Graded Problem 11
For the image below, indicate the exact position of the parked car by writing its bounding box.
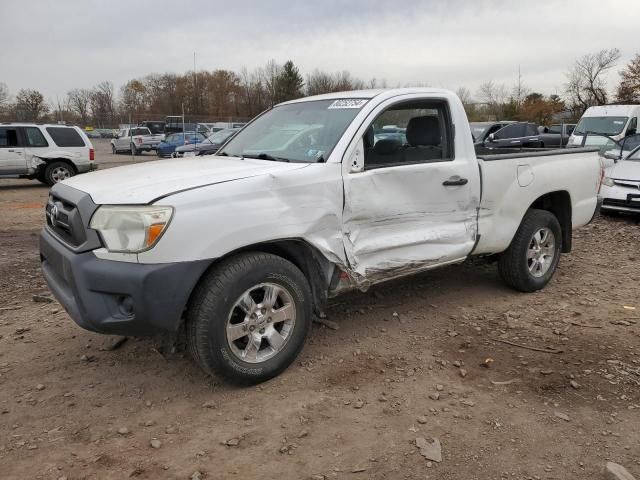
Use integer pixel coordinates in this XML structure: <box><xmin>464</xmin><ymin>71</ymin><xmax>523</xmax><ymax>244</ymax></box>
<box><xmin>140</xmin><ymin>121</ymin><xmax>166</xmax><ymax>135</ymax></box>
<box><xmin>470</xmin><ymin>121</ymin><xmax>514</xmax><ymax>144</ymax></box>
<box><xmin>111</xmin><ymin>127</ymin><xmax>164</xmax><ymax>155</ymax></box>
<box><xmin>173</xmin><ymin>128</ymin><xmax>239</xmax><ymax>157</ymax></box>
<box><xmin>538</xmin><ymin>123</ymin><xmax>576</xmax><ymax>148</ymax></box>
<box><xmin>568</xmin><ymin>104</ymin><xmax>640</xmax><ymax>148</ymax></box>
<box><xmin>84</xmin><ymin>129</ymin><xmax>102</xmax><ymax>139</ymax></box>
<box><xmin>600</xmin><ymin>134</ymin><xmax>640</xmax><ymax>214</ymax></box>
<box><xmin>95</xmin><ymin>128</ymin><xmax>117</xmax><ymax>138</ymax></box>
<box><xmin>0</xmin><ymin>123</ymin><xmax>95</xmax><ymax>185</ymax></box>
<box><xmin>478</xmin><ymin>122</ymin><xmax>543</xmax><ymax>151</ymax></box>
<box><xmin>40</xmin><ymin>88</ymin><xmax>603</xmax><ymax>385</ymax></box>
<box><xmin>156</xmin><ymin>131</ymin><xmax>206</xmax><ymax>157</ymax></box>
<box><xmin>374</xmin><ymin>125</ymin><xmax>407</xmax><ymax>144</ymax></box>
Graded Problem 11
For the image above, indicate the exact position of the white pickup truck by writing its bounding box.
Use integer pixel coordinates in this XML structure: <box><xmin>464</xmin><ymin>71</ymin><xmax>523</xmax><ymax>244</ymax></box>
<box><xmin>111</xmin><ymin>126</ymin><xmax>164</xmax><ymax>155</ymax></box>
<box><xmin>40</xmin><ymin>88</ymin><xmax>603</xmax><ymax>384</ymax></box>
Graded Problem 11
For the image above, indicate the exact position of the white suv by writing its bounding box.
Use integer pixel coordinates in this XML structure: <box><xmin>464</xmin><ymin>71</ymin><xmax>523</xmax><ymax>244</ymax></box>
<box><xmin>0</xmin><ymin>123</ymin><xmax>96</xmax><ymax>185</ymax></box>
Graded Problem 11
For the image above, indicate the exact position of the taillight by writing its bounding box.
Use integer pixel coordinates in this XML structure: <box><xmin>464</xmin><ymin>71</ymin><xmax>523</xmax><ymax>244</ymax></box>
<box><xmin>89</xmin><ymin>148</ymin><xmax>95</xmax><ymax>161</ymax></box>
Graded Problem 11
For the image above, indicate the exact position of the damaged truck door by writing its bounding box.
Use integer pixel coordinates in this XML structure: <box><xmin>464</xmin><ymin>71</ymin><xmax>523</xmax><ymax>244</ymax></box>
<box><xmin>342</xmin><ymin>96</ymin><xmax>480</xmax><ymax>284</ymax></box>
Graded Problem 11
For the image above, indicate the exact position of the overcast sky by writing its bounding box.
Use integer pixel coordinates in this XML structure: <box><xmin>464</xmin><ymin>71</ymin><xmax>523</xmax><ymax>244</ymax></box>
<box><xmin>2</xmin><ymin>0</ymin><xmax>638</xmax><ymax>102</ymax></box>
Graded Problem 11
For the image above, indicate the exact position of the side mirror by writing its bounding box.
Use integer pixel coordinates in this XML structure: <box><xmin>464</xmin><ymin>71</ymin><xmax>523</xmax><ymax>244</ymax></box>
<box><xmin>487</xmin><ymin>133</ymin><xmax>496</xmax><ymax>142</ymax></box>
<box><xmin>542</xmin><ymin>127</ymin><xmax>549</xmax><ymax>134</ymax></box>
<box><xmin>603</xmin><ymin>150</ymin><xmax>621</xmax><ymax>162</ymax></box>
<box><xmin>115</xmin><ymin>134</ymin><xmax>120</xmax><ymax>139</ymax></box>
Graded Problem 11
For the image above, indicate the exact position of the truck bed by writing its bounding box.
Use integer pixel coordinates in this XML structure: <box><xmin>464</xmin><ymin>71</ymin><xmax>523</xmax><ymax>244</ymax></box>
<box><xmin>477</xmin><ymin>146</ymin><xmax>599</xmax><ymax>161</ymax></box>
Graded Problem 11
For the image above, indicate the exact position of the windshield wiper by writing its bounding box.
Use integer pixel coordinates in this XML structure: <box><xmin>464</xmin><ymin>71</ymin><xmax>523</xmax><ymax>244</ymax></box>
<box><xmin>241</xmin><ymin>153</ymin><xmax>290</xmax><ymax>162</ymax></box>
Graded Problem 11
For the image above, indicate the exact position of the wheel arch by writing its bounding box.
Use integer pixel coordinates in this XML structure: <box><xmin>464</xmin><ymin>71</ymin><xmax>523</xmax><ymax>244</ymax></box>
<box><xmin>187</xmin><ymin>239</ymin><xmax>337</xmax><ymax>317</ymax></box>
<box><xmin>528</xmin><ymin>190</ymin><xmax>572</xmax><ymax>253</ymax></box>
<box><xmin>37</xmin><ymin>157</ymin><xmax>78</xmax><ymax>174</ymax></box>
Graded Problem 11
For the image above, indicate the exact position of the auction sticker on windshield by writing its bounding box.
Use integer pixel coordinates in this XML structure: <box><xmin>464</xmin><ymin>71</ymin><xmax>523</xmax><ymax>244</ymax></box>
<box><xmin>328</xmin><ymin>99</ymin><xmax>368</xmax><ymax>109</ymax></box>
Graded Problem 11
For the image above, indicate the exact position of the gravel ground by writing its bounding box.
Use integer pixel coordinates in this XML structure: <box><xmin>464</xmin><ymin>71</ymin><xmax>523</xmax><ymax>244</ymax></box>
<box><xmin>0</xmin><ymin>154</ymin><xmax>639</xmax><ymax>479</ymax></box>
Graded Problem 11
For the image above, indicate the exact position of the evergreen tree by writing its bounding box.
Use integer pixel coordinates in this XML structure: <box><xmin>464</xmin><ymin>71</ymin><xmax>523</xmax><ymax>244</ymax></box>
<box><xmin>275</xmin><ymin>60</ymin><xmax>304</xmax><ymax>103</ymax></box>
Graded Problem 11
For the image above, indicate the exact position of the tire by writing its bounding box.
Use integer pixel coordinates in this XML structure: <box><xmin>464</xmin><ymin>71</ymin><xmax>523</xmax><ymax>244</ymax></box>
<box><xmin>130</xmin><ymin>143</ymin><xmax>140</xmax><ymax>156</ymax></box>
<box><xmin>186</xmin><ymin>252</ymin><xmax>312</xmax><ymax>385</ymax></box>
<box><xmin>44</xmin><ymin>161</ymin><xmax>75</xmax><ymax>186</ymax></box>
<box><xmin>498</xmin><ymin>209</ymin><xmax>562</xmax><ymax>292</ymax></box>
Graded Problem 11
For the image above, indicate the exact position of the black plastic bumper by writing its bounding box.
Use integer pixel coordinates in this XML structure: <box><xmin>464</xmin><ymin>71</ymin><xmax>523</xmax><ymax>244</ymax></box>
<box><xmin>40</xmin><ymin>228</ymin><xmax>211</xmax><ymax>336</ymax></box>
<box><xmin>589</xmin><ymin>195</ymin><xmax>604</xmax><ymax>223</ymax></box>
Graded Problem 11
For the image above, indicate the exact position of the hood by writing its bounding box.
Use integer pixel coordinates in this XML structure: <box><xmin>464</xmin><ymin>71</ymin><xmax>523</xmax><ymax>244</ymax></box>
<box><xmin>607</xmin><ymin>159</ymin><xmax>640</xmax><ymax>180</ymax></box>
<box><xmin>62</xmin><ymin>156</ymin><xmax>308</xmax><ymax>204</ymax></box>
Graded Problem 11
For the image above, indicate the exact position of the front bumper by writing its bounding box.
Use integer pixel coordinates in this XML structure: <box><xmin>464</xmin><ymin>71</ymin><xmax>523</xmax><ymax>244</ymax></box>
<box><xmin>40</xmin><ymin>228</ymin><xmax>211</xmax><ymax>336</ymax></box>
<box><xmin>600</xmin><ymin>185</ymin><xmax>640</xmax><ymax>214</ymax></box>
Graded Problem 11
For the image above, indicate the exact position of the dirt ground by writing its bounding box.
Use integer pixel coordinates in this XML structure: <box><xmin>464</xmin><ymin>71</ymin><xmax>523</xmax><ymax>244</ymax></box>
<box><xmin>1</xmin><ymin>145</ymin><xmax>639</xmax><ymax>479</ymax></box>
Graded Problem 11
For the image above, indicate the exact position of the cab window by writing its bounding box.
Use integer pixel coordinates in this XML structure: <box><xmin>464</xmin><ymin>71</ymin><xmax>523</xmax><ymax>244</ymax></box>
<box><xmin>363</xmin><ymin>101</ymin><xmax>453</xmax><ymax>169</ymax></box>
<box><xmin>0</xmin><ymin>127</ymin><xmax>20</xmax><ymax>147</ymax></box>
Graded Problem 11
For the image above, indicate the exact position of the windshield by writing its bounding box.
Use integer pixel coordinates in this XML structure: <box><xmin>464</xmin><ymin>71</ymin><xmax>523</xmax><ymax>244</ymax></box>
<box><xmin>574</xmin><ymin>116</ymin><xmax>628</xmax><ymax>136</ymax></box>
<box><xmin>204</xmin><ymin>129</ymin><xmax>236</xmax><ymax>145</ymax></box>
<box><xmin>469</xmin><ymin>123</ymin><xmax>489</xmax><ymax>141</ymax></box>
<box><xmin>219</xmin><ymin>99</ymin><xmax>367</xmax><ymax>162</ymax></box>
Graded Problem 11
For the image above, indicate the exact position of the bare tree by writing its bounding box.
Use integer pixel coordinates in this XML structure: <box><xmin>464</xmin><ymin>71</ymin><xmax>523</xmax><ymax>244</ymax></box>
<box><xmin>0</xmin><ymin>82</ymin><xmax>9</xmax><ymax>111</ymax></box>
<box><xmin>306</xmin><ymin>69</ymin><xmax>336</xmax><ymax>96</ymax></box>
<box><xmin>262</xmin><ymin>59</ymin><xmax>282</xmax><ymax>107</ymax></box>
<box><xmin>615</xmin><ymin>53</ymin><xmax>640</xmax><ymax>103</ymax></box>
<box><xmin>455</xmin><ymin>87</ymin><xmax>472</xmax><ymax>106</ymax></box>
<box><xmin>67</xmin><ymin>88</ymin><xmax>93</xmax><ymax>125</ymax></box>
<box><xmin>90</xmin><ymin>82</ymin><xmax>115</xmax><ymax>127</ymax></box>
<box><xmin>511</xmin><ymin>67</ymin><xmax>531</xmax><ymax>108</ymax></box>
<box><xmin>51</xmin><ymin>96</ymin><xmax>71</xmax><ymax>123</ymax></box>
<box><xmin>476</xmin><ymin>81</ymin><xmax>509</xmax><ymax>119</ymax></box>
<box><xmin>565</xmin><ymin>48</ymin><xmax>621</xmax><ymax>112</ymax></box>
<box><xmin>15</xmin><ymin>89</ymin><xmax>49</xmax><ymax>121</ymax></box>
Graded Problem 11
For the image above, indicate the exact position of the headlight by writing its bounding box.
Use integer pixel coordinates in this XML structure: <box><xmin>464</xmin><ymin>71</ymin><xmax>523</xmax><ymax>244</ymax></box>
<box><xmin>601</xmin><ymin>176</ymin><xmax>615</xmax><ymax>187</ymax></box>
<box><xmin>90</xmin><ymin>205</ymin><xmax>173</xmax><ymax>253</ymax></box>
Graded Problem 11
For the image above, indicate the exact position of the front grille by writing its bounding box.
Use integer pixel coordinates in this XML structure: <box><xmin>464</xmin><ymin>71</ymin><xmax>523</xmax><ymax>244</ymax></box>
<box><xmin>44</xmin><ymin>184</ymin><xmax>102</xmax><ymax>252</ymax></box>
<box><xmin>46</xmin><ymin>194</ymin><xmax>87</xmax><ymax>247</ymax></box>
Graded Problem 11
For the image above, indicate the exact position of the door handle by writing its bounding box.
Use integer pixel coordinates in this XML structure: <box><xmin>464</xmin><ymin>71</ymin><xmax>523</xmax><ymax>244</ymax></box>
<box><xmin>442</xmin><ymin>176</ymin><xmax>468</xmax><ymax>186</ymax></box>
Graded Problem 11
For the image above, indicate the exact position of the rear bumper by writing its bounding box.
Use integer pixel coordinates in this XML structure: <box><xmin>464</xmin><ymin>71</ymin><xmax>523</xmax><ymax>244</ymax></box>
<box><xmin>39</xmin><ymin>228</ymin><xmax>211</xmax><ymax>336</ymax></box>
<box><xmin>77</xmin><ymin>163</ymin><xmax>98</xmax><ymax>173</ymax></box>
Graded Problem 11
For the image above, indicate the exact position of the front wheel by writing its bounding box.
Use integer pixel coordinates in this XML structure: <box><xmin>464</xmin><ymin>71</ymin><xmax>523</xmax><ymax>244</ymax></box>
<box><xmin>498</xmin><ymin>209</ymin><xmax>562</xmax><ymax>292</ymax></box>
<box><xmin>186</xmin><ymin>252</ymin><xmax>312</xmax><ymax>385</ymax></box>
<box><xmin>130</xmin><ymin>143</ymin><xmax>140</xmax><ymax>156</ymax></box>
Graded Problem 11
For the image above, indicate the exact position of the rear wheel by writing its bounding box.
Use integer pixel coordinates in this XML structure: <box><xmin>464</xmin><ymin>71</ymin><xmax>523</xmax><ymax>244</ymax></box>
<box><xmin>186</xmin><ymin>252</ymin><xmax>312</xmax><ymax>385</ymax></box>
<box><xmin>498</xmin><ymin>209</ymin><xmax>562</xmax><ymax>292</ymax></box>
<box><xmin>44</xmin><ymin>161</ymin><xmax>75</xmax><ymax>186</ymax></box>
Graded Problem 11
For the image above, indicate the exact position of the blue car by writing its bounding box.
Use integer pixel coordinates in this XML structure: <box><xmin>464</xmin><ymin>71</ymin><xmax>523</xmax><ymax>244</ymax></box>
<box><xmin>156</xmin><ymin>132</ymin><xmax>205</xmax><ymax>158</ymax></box>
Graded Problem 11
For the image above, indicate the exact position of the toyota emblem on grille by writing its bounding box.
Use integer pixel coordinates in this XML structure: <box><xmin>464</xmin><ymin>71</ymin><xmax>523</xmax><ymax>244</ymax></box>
<box><xmin>49</xmin><ymin>204</ymin><xmax>59</xmax><ymax>228</ymax></box>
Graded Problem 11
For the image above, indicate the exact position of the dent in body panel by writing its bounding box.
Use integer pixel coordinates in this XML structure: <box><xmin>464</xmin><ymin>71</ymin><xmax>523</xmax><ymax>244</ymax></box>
<box><xmin>340</xmin><ymin>164</ymin><xmax>479</xmax><ymax>290</ymax></box>
<box><xmin>138</xmin><ymin>163</ymin><xmax>349</xmax><ymax>269</ymax></box>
